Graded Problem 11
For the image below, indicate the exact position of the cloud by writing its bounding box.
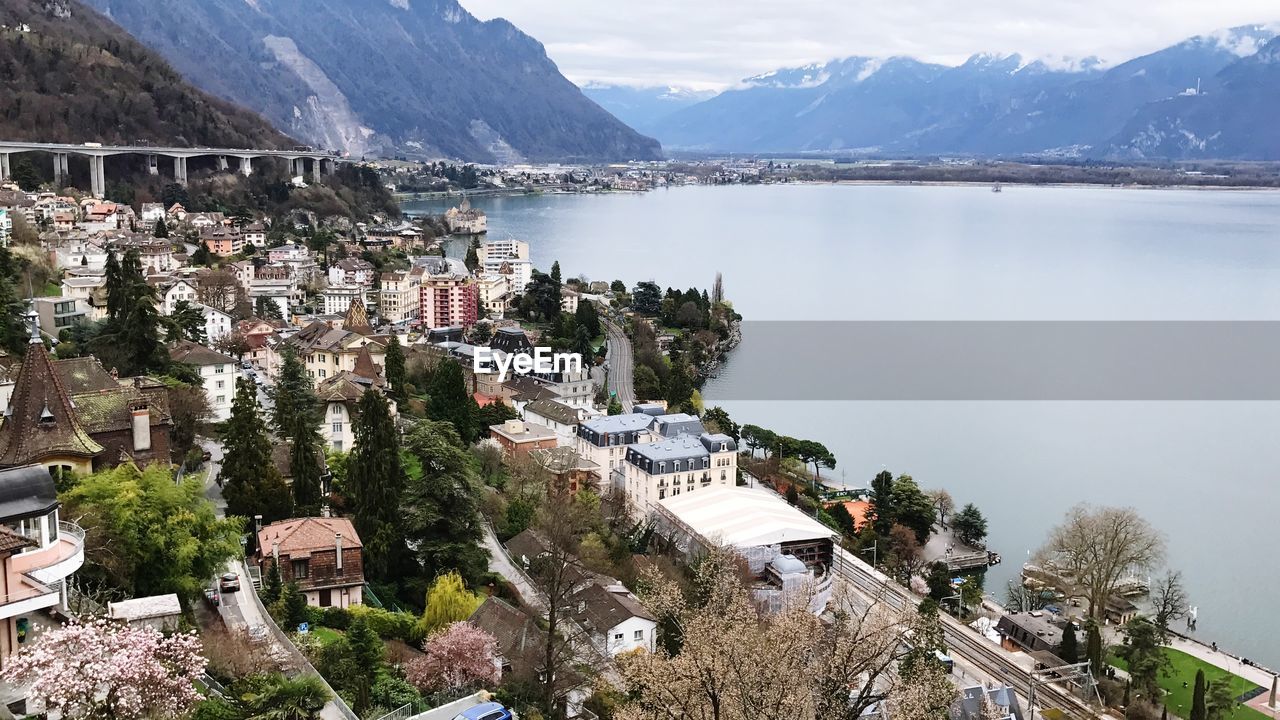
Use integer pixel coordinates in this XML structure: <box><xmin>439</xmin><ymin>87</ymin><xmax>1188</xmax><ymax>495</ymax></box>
<box><xmin>460</xmin><ymin>0</ymin><xmax>1280</xmax><ymax>89</ymax></box>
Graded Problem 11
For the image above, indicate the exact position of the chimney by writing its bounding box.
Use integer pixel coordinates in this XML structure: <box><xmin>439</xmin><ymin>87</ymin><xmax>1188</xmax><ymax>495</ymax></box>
<box><xmin>272</xmin><ymin>541</ymin><xmax>280</xmax><ymax>565</ymax></box>
<box><xmin>335</xmin><ymin>532</ymin><xmax>344</xmax><ymax>573</ymax></box>
<box><xmin>130</xmin><ymin>402</ymin><xmax>151</xmax><ymax>452</ymax></box>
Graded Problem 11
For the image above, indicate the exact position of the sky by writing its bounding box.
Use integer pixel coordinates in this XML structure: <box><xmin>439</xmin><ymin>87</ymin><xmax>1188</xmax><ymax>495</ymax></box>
<box><xmin>460</xmin><ymin>0</ymin><xmax>1280</xmax><ymax>90</ymax></box>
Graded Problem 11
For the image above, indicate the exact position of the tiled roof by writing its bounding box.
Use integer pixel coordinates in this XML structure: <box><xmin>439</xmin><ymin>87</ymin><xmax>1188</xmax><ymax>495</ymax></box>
<box><xmin>342</xmin><ymin>297</ymin><xmax>372</xmax><ymax>335</ymax></box>
<box><xmin>169</xmin><ymin>340</ymin><xmax>237</xmax><ymax>366</ymax></box>
<box><xmin>0</xmin><ymin>340</ymin><xmax>103</xmax><ymax>467</ymax></box>
<box><xmin>468</xmin><ymin>597</ymin><xmax>545</xmax><ymax>673</ymax></box>
<box><xmin>317</xmin><ymin>373</ymin><xmax>376</xmax><ymax>404</ymax></box>
<box><xmin>0</xmin><ymin>526</ymin><xmax>35</xmax><ymax>554</ymax></box>
<box><xmin>54</xmin><ymin>357</ymin><xmax>120</xmax><ymax>393</ymax></box>
<box><xmin>257</xmin><ymin>517</ymin><xmax>362</xmax><ymax>556</ymax></box>
<box><xmin>571</xmin><ymin>583</ymin><xmax>655</xmax><ymax>635</ymax></box>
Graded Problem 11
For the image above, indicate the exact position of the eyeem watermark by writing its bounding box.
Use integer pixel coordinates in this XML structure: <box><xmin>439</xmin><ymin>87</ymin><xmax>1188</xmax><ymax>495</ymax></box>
<box><xmin>473</xmin><ymin>347</ymin><xmax>583</xmax><ymax>382</ymax></box>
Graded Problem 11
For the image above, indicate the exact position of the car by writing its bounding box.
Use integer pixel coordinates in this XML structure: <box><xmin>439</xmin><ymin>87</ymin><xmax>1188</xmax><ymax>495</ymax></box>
<box><xmin>203</xmin><ymin>588</ymin><xmax>220</xmax><ymax>607</ymax></box>
<box><xmin>452</xmin><ymin>703</ymin><xmax>512</xmax><ymax>720</ymax></box>
<box><xmin>219</xmin><ymin>572</ymin><xmax>240</xmax><ymax>592</ymax></box>
<box><xmin>201</xmin><ymin>449</ymin><xmax>212</xmax><ymax>462</ymax></box>
<box><xmin>241</xmin><ymin>361</ymin><xmax>252</xmax><ymax>369</ymax></box>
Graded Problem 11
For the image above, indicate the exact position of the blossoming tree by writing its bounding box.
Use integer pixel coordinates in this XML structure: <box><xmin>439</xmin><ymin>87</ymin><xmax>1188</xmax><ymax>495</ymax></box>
<box><xmin>0</xmin><ymin>619</ymin><xmax>206</xmax><ymax>720</ymax></box>
<box><xmin>405</xmin><ymin>622</ymin><xmax>498</xmax><ymax>693</ymax></box>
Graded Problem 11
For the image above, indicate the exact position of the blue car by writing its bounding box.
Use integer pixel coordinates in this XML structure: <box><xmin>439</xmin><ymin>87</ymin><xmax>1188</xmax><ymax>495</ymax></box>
<box><xmin>453</xmin><ymin>702</ymin><xmax>512</xmax><ymax>720</ymax></box>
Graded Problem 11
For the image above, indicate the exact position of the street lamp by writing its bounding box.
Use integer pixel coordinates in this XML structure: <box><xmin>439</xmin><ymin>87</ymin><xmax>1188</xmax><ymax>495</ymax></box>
<box><xmin>942</xmin><ymin>593</ymin><xmax>963</xmax><ymax>618</ymax></box>
<box><xmin>861</xmin><ymin>541</ymin><xmax>878</xmax><ymax>568</ymax></box>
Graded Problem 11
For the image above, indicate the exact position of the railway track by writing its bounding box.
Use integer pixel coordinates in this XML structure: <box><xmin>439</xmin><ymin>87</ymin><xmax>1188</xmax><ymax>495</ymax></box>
<box><xmin>833</xmin><ymin>548</ymin><xmax>1103</xmax><ymax>720</ymax></box>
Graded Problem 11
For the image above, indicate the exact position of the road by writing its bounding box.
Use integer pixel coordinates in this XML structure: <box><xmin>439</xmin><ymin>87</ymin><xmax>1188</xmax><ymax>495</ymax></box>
<box><xmin>602</xmin><ymin>317</ymin><xmax>636</xmax><ymax>412</ymax></box>
<box><xmin>833</xmin><ymin>547</ymin><xmax>1111</xmax><ymax>720</ymax></box>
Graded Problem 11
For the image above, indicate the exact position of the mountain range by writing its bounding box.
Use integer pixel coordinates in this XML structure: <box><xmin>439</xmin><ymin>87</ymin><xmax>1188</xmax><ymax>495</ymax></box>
<box><xmin>580</xmin><ymin>84</ymin><xmax>717</xmax><ymax>135</ymax></box>
<box><xmin>83</xmin><ymin>0</ymin><xmax>661</xmax><ymax>163</ymax></box>
<box><xmin>636</xmin><ymin>25</ymin><xmax>1280</xmax><ymax>160</ymax></box>
<box><xmin>0</xmin><ymin>0</ymin><xmax>291</xmax><ymax>148</ymax></box>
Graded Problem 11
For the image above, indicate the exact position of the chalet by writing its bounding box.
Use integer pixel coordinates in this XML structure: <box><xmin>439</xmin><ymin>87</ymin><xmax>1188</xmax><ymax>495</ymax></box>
<box><xmin>256</xmin><ymin>517</ymin><xmax>363</xmax><ymax>609</ymax></box>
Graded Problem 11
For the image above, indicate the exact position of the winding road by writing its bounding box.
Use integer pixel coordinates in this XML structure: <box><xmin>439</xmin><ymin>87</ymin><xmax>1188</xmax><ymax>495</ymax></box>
<box><xmin>602</xmin><ymin>316</ymin><xmax>636</xmax><ymax>412</ymax></box>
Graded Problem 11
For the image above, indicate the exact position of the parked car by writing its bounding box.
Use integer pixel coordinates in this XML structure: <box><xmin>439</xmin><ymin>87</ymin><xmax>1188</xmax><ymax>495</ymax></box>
<box><xmin>241</xmin><ymin>361</ymin><xmax>252</xmax><ymax>369</ymax></box>
<box><xmin>201</xmin><ymin>449</ymin><xmax>212</xmax><ymax>462</ymax></box>
<box><xmin>203</xmin><ymin>587</ymin><xmax>220</xmax><ymax>607</ymax></box>
<box><xmin>453</xmin><ymin>702</ymin><xmax>512</xmax><ymax>720</ymax></box>
<box><xmin>219</xmin><ymin>572</ymin><xmax>240</xmax><ymax>592</ymax></box>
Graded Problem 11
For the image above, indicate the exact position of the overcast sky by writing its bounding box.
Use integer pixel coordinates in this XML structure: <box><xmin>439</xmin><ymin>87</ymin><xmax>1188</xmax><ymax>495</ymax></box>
<box><xmin>460</xmin><ymin>0</ymin><xmax>1280</xmax><ymax>90</ymax></box>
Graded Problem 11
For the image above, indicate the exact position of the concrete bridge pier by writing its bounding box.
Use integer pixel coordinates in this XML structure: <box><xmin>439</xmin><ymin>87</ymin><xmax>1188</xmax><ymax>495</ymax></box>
<box><xmin>288</xmin><ymin>157</ymin><xmax>301</xmax><ymax>177</ymax></box>
<box><xmin>173</xmin><ymin>156</ymin><xmax>188</xmax><ymax>185</ymax></box>
<box><xmin>217</xmin><ymin>155</ymin><xmax>228</xmax><ymax>171</ymax></box>
<box><xmin>239</xmin><ymin>156</ymin><xmax>253</xmax><ymax>176</ymax></box>
<box><xmin>310</xmin><ymin>157</ymin><xmax>322</xmax><ymax>184</ymax></box>
<box><xmin>146</xmin><ymin>154</ymin><xmax>159</xmax><ymax>175</ymax></box>
<box><xmin>0</xmin><ymin>153</ymin><xmax>10</xmax><ymax>182</ymax></box>
<box><xmin>53</xmin><ymin>152</ymin><xmax>69</xmax><ymax>189</ymax></box>
<box><xmin>88</xmin><ymin>154</ymin><xmax>106</xmax><ymax>198</ymax></box>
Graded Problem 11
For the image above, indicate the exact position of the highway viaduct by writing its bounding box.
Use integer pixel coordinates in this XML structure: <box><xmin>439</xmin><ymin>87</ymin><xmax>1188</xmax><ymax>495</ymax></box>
<box><xmin>0</xmin><ymin>140</ymin><xmax>344</xmax><ymax>198</ymax></box>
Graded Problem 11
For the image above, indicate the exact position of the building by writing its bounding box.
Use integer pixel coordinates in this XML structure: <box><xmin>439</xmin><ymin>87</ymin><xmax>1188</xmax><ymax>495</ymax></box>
<box><xmin>162</xmin><ymin>279</ymin><xmax>200</xmax><ymax>315</ymax></box>
<box><xmin>0</xmin><ymin>464</ymin><xmax>87</xmax><ymax>668</ymax></box>
<box><xmin>139</xmin><ymin>203</ymin><xmax>165</xmax><ymax>228</ymax></box>
<box><xmin>242</xmin><ymin>221</ymin><xmax>267</xmax><ymax>248</ymax></box>
<box><xmin>652</xmin><ymin>485</ymin><xmax>837</xmax><ymax>615</ymax></box>
<box><xmin>31</xmin><ymin>296</ymin><xmax>86</xmax><ymax>337</ymax></box>
<box><xmin>328</xmin><ymin>258</ymin><xmax>376</xmax><ymax>289</ymax></box>
<box><xmin>475</xmin><ymin>274</ymin><xmax>510</xmax><ymax>318</ymax></box>
<box><xmin>528</xmin><ymin>446</ymin><xmax>600</xmax><ymax>495</ymax></box>
<box><xmin>956</xmin><ymin>685</ymin><xmax>1024</xmax><ymax>720</ymax></box>
<box><xmin>468</xmin><ymin>597</ymin><xmax>547</xmax><ymax>684</ymax></box>
<box><xmin>169</xmin><ymin>341</ymin><xmax>238</xmax><ymax>421</ymax></box>
<box><xmin>256</xmin><ymin>517</ymin><xmax>363</xmax><ymax>609</ymax></box>
<box><xmin>995</xmin><ymin>611</ymin><xmax>1063</xmax><ymax>654</ymax></box>
<box><xmin>623</xmin><ymin>432</ymin><xmax>738</xmax><ymax>517</ymax></box>
<box><xmin>0</xmin><ymin>208</ymin><xmax>9</xmax><ymax>246</ymax></box>
<box><xmin>478</xmin><ymin>239</ymin><xmax>532</xmax><ymax>294</ymax></box>
<box><xmin>107</xmin><ymin>594</ymin><xmax>183</xmax><ymax>632</ymax></box>
<box><xmin>201</xmin><ymin>226</ymin><xmax>243</xmax><ymax>256</ymax></box>
<box><xmin>569</xmin><ymin>582</ymin><xmax>657</xmax><ymax>657</ymax></box>
<box><xmin>277</xmin><ymin>302</ymin><xmax>386</xmax><ymax>386</ymax></box>
<box><xmin>321</xmin><ymin>285</ymin><xmax>366</xmax><ymax>317</ymax></box>
<box><xmin>444</xmin><ymin>197</ymin><xmax>488</xmax><ymax>234</ymax></box>
<box><xmin>523</xmin><ymin>399</ymin><xmax>590</xmax><ymax>446</ymax></box>
<box><xmin>60</xmin><ymin>275</ymin><xmax>108</xmax><ymax>321</ymax></box>
<box><xmin>573</xmin><ymin>412</ymin><xmax>657</xmax><ymax>482</ymax></box>
<box><xmin>489</xmin><ymin>419</ymin><xmax>558</xmax><ymax>456</ymax></box>
<box><xmin>315</xmin><ymin>345</ymin><xmax>393</xmax><ymax>452</ymax></box>
<box><xmin>378</xmin><ymin>268</ymin><xmax>422</xmax><ymax>325</ymax></box>
<box><xmin>419</xmin><ymin>257</ymin><xmax>479</xmax><ymax>330</ymax></box>
<box><xmin>199</xmin><ymin>303</ymin><xmax>233</xmax><ymax>343</ymax></box>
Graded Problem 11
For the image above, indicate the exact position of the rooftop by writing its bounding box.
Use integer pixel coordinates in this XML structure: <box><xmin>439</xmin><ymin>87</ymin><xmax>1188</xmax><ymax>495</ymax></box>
<box><xmin>657</xmin><ymin>485</ymin><xmax>838</xmax><ymax>549</ymax></box>
<box><xmin>258</xmin><ymin>516</ymin><xmax>362</xmax><ymax>557</ymax></box>
<box><xmin>108</xmin><ymin>593</ymin><xmax>183</xmax><ymax>622</ymax></box>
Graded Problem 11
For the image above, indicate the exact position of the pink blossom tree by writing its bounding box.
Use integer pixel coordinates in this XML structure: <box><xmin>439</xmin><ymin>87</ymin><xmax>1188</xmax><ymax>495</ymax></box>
<box><xmin>0</xmin><ymin>619</ymin><xmax>206</xmax><ymax>720</ymax></box>
<box><xmin>405</xmin><ymin>622</ymin><xmax>499</xmax><ymax>693</ymax></box>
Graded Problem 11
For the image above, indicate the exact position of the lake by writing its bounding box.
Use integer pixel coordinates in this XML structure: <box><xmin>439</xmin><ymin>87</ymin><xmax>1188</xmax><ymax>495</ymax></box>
<box><xmin>404</xmin><ymin>184</ymin><xmax>1280</xmax><ymax>665</ymax></box>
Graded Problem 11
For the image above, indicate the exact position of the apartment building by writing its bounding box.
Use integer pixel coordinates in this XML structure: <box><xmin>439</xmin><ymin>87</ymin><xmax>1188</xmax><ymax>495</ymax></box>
<box><xmin>379</xmin><ymin>267</ymin><xmax>423</xmax><ymax>324</ymax></box>
<box><xmin>419</xmin><ymin>258</ymin><xmax>479</xmax><ymax>330</ymax></box>
<box><xmin>623</xmin><ymin>432</ymin><xmax>739</xmax><ymax>518</ymax></box>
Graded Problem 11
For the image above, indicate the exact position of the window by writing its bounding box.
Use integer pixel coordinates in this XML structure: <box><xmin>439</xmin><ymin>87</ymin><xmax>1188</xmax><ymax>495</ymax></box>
<box><xmin>291</xmin><ymin>559</ymin><xmax>309</xmax><ymax>579</ymax></box>
<box><xmin>215</xmin><ymin>365</ymin><xmax>225</xmax><ymax>374</ymax></box>
<box><xmin>216</xmin><ymin>395</ymin><xmax>225</xmax><ymax>404</ymax></box>
<box><xmin>613</xmin><ymin>633</ymin><xmax>624</xmax><ymax>641</ymax></box>
<box><xmin>634</xmin><ymin>629</ymin><xmax>644</xmax><ymax>641</ymax></box>
<box><xmin>333</xmin><ymin>406</ymin><xmax>343</xmax><ymax>416</ymax></box>
<box><xmin>216</xmin><ymin>380</ymin><xmax>225</xmax><ymax>389</ymax></box>
<box><xmin>332</xmin><ymin>423</ymin><xmax>343</xmax><ymax>433</ymax></box>
<box><xmin>318</xmin><ymin>369</ymin><xmax>326</xmax><ymax>379</ymax></box>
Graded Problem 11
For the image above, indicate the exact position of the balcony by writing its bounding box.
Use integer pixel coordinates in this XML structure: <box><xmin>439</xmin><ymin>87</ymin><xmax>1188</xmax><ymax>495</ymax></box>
<box><xmin>10</xmin><ymin>522</ymin><xmax>86</xmax><ymax>585</ymax></box>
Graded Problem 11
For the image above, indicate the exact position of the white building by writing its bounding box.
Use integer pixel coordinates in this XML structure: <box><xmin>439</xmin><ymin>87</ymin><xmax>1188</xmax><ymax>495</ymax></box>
<box><xmin>379</xmin><ymin>267</ymin><xmax>422</xmax><ymax>325</ymax></box>
<box><xmin>523</xmin><ymin>398</ymin><xmax>592</xmax><ymax>447</ymax></box>
<box><xmin>322</xmin><ymin>285</ymin><xmax>366</xmax><ymax>317</ymax></box>
<box><xmin>162</xmin><ymin>279</ymin><xmax>200</xmax><ymax>315</ymax></box>
<box><xmin>478</xmin><ymin>239</ymin><xmax>532</xmax><ymax>294</ymax></box>
<box><xmin>622</xmin><ymin>432</ymin><xmax>738</xmax><ymax>519</ymax></box>
<box><xmin>168</xmin><ymin>341</ymin><xmax>238</xmax><ymax>421</ymax></box>
<box><xmin>199</xmin><ymin>304</ymin><xmax>233</xmax><ymax>343</ymax></box>
<box><xmin>570</xmin><ymin>582</ymin><xmax>657</xmax><ymax>657</ymax></box>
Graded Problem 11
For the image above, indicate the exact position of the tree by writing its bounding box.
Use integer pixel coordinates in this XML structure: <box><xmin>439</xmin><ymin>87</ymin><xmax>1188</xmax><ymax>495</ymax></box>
<box><xmin>269</xmin><ymin>345</ymin><xmax>318</xmax><ymax>436</ymax></box>
<box><xmin>94</xmin><ymin>248</ymin><xmax>167</xmax><ymax>376</ymax></box>
<box><xmin>346</xmin><ymin>389</ymin><xmax>404</xmax><ymax>578</ymax></box>
<box><xmin>402</xmin><ymin>421</ymin><xmax>489</xmax><ymax>584</ymax></box>
<box><xmin>220</xmin><ymin>378</ymin><xmax>293</xmax><ymax>523</ymax></box>
<box><xmin>607</xmin><ymin>396</ymin><xmax>623</xmax><ymax>415</ymax></box>
<box><xmin>161</xmin><ymin>182</ymin><xmax>189</xmax><ymax>208</ymax></box>
<box><xmin>198</xmin><ymin>269</ymin><xmax>241</xmax><ymax>313</ymax></box>
<box><xmin>1191</xmin><ymin>670</ymin><xmax>1208</xmax><ymax>720</ymax></box>
<box><xmin>1121</xmin><ymin>617</ymin><xmax>1166</xmax><ymax>701</ymax></box>
<box><xmin>254</xmin><ymin>296</ymin><xmax>283</xmax><ymax>321</ymax></box>
<box><xmin>405</xmin><ymin>622</ymin><xmax>498</xmax><ymax>693</ymax></box>
<box><xmin>886</xmin><ymin>523</ymin><xmax>925</xmax><ymax>583</ymax></box>
<box><xmin>1207</xmin><ymin>678</ymin><xmax>1237</xmax><ymax>720</ymax></box>
<box><xmin>153</xmin><ymin>217</ymin><xmax>169</xmax><ymax>238</ymax></box>
<box><xmin>952</xmin><ymin>503</ymin><xmax>989</xmax><ymax>547</ymax></box>
<box><xmin>868</xmin><ymin>470</ymin><xmax>896</xmax><ymax>537</ymax></box>
<box><xmin>240</xmin><ymin>674</ymin><xmax>330</xmax><ymax>720</ymax></box>
<box><xmin>426</xmin><ymin>358</ymin><xmax>476</xmax><ymax>442</ymax></box>
<box><xmin>1035</xmin><ymin>504</ymin><xmax>1165</xmax><ymax>620</ymax></box>
<box><xmin>1058</xmin><ymin>622</ymin><xmax>1080</xmax><ymax>663</ymax></box>
<box><xmin>345</xmin><ymin>616</ymin><xmax>384</xmax><ymax>714</ymax></box>
<box><xmin>464</xmin><ymin>237</ymin><xmax>481</xmax><ymax>271</ymax></box>
<box><xmin>1086</xmin><ymin>619</ymin><xmax>1104</xmax><ymax>676</ymax></box>
<box><xmin>891</xmin><ymin>475</ymin><xmax>936</xmax><ymax>544</ymax></box>
<box><xmin>167</xmin><ymin>382</ymin><xmax>212</xmax><ymax>463</ymax></box>
<box><xmin>384</xmin><ymin>334</ymin><xmax>406</xmax><ymax>403</ymax></box>
<box><xmin>701</xmin><ymin>406</ymin><xmax>740</xmax><ymax>442</ymax></box>
<box><xmin>215</xmin><ymin>330</ymin><xmax>251</xmax><ymax>360</ymax></box>
<box><xmin>0</xmin><ymin>619</ymin><xmax>205</xmax><ymax>720</ymax></box>
<box><xmin>1005</xmin><ymin>582</ymin><xmax>1052</xmax><ymax>612</ymax></box>
<box><xmin>166</xmin><ymin>300</ymin><xmax>207</xmax><ymax>343</ymax></box>
<box><xmin>631</xmin><ymin>281</ymin><xmax>661</xmax><ymax>315</ymax></box>
<box><xmin>10</xmin><ymin>157</ymin><xmax>40</xmax><ymax>191</ymax></box>
<box><xmin>575</xmin><ymin>299</ymin><xmax>601</xmax><ymax>339</ymax></box>
<box><xmin>274</xmin><ymin>582</ymin><xmax>309</xmax><ymax>630</ymax></box>
<box><xmin>0</xmin><ymin>247</ymin><xmax>30</xmax><ymax>358</ymax></box>
<box><xmin>610</xmin><ymin>279</ymin><xmax>627</xmax><ymax>293</ymax></box>
<box><xmin>633</xmin><ymin>364</ymin><xmax>661</xmax><ymax>401</ymax></box>
<box><xmin>61</xmin><ymin>464</ymin><xmax>243</xmax><ymax>598</ymax></box>
<box><xmin>261</xmin><ymin>559</ymin><xmax>283</xmax><ymax>606</ymax></box>
<box><xmin>1150</xmin><ymin>570</ymin><xmax>1189</xmax><ymax>642</ymax></box>
<box><xmin>927</xmin><ymin>489</ymin><xmax>955</xmax><ymax>528</ymax></box>
<box><xmin>418</xmin><ymin>571</ymin><xmax>483</xmax><ymax>636</ymax></box>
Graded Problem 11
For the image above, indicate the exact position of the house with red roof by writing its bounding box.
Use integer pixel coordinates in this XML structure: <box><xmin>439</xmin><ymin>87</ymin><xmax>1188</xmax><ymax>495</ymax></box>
<box><xmin>256</xmin><ymin>517</ymin><xmax>363</xmax><ymax>609</ymax></box>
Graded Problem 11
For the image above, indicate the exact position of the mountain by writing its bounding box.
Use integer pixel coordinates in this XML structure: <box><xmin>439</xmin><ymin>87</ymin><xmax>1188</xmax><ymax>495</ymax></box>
<box><xmin>580</xmin><ymin>84</ymin><xmax>716</xmax><ymax>134</ymax></box>
<box><xmin>84</xmin><ymin>0</ymin><xmax>662</xmax><ymax>163</ymax></box>
<box><xmin>649</xmin><ymin>25</ymin><xmax>1279</xmax><ymax>159</ymax></box>
<box><xmin>0</xmin><ymin>0</ymin><xmax>292</xmax><ymax>148</ymax></box>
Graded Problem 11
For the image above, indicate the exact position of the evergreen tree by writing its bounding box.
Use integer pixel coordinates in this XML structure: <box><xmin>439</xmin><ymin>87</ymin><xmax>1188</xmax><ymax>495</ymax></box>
<box><xmin>219</xmin><ymin>378</ymin><xmax>293</xmax><ymax>523</ymax></box>
<box><xmin>402</xmin><ymin>421</ymin><xmax>488</xmax><ymax>584</ymax></box>
<box><xmin>574</xmin><ymin>297</ymin><xmax>601</xmax><ymax>338</ymax></box>
<box><xmin>550</xmin><ymin>260</ymin><xmax>562</xmax><ymax>288</ymax></box>
<box><xmin>346</xmin><ymin>616</ymin><xmax>384</xmax><ymax>713</ymax></box>
<box><xmin>384</xmin><ymin>335</ymin><xmax>406</xmax><ymax>403</ymax></box>
<box><xmin>1059</xmin><ymin>622</ymin><xmax>1080</xmax><ymax>663</ymax></box>
<box><xmin>273</xmin><ymin>581</ymin><xmax>309</xmax><ymax>630</ymax></box>
<box><xmin>1191</xmin><ymin>669</ymin><xmax>1207</xmax><ymax>720</ymax></box>
<box><xmin>269</xmin><ymin>346</ymin><xmax>318</xmax><ymax>437</ymax></box>
<box><xmin>104</xmin><ymin>251</ymin><xmax>125</xmax><ymax>323</ymax></box>
<box><xmin>464</xmin><ymin>237</ymin><xmax>480</xmax><ymax>271</ymax></box>
<box><xmin>0</xmin><ymin>248</ymin><xmax>29</xmax><ymax>358</ymax></box>
<box><xmin>153</xmin><ymin>217</ymin><xmax>169</xmax><ymax>238</ymax></box>
<box><xmin>953</xmin><ymin>503</ymin><xmax>989</xmax><ymax>546</ymax></box>
<box><xmin>166</xmin><ymin>300</ymin><xmax>207</xmax><ymax>343</ymax></box>
<box><xmin>606</xmin><ymin>396</ymin><xmax>623</xmax><ymax>415</ymax></box>
<box><xmin>346</xmin><ymin>390</ymin><xmax>403</xmax><ymax>578</ymax></box>
<box><xmin>868</xmin><ymin>470</ymin><xmax>897</xmax><ymax>537</ymax></box>
<box><xmin>261</xmin><ymin>558</ymin><xmax>283</xmax><ymax>605</ymax></box>
<box><xmin>426</xmin><ymin>358</ymin><xmax>476</xmax><ymax>443</ymax></box>
<box><xmin>10</xmin><ymin>158</ymin><xmax>40</xmax><ymax>191</ymax></box>
<box><xmin>288</xmin><ymin>414</ymin><xmax>326</xmax><ymax>514</ymax></box>
<box><xmin>97</xmin><ymin>248</ymin><xmax>166</xmax><ymax>376</ymax></box>
<box><xmin>1085</xmin><ymin>619</ymin><xmax>1104</xmax><ymax>677</ymax></box>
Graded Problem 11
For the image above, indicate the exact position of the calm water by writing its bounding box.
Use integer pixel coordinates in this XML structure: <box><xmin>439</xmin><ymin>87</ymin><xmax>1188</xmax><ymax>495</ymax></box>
<box><xmin>405</xmin><ymin>185</ymin><xmax>1280</xmax><ymax>665</ymax></box>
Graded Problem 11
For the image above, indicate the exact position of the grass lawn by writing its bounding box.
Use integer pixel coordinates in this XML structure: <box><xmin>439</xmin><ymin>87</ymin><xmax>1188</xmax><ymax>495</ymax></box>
<box><xmin>1113</xmin><ymin>648</ymin><xmax>1266</xmax><ymax>720</ymax></box>
<box><xmin>308</xmin><ymin>626</ymin><xmax>343</xmax><ymax>647</ymax></box>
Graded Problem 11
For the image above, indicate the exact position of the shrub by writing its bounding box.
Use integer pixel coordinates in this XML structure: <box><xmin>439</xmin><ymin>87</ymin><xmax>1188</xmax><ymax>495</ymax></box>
<box><xmin>347</xmin><ymin>605</ymin><xmax>416</xmax><ymax>642</ymax></box>
<box><xmin>322</xmin><ymin>606</ymin><xmax>352</xmax><ymax>630</ymax></box>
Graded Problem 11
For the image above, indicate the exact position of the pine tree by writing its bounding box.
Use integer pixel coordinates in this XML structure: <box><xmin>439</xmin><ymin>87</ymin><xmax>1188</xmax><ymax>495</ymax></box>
<box><xmin>273</xmin><ymin>581</ymin><xmax>308</xmax><ymax>630</ymax></box>
<box><xmin>104</xmin><ymin>251</ymin><xmax>125</xmax><ymax>323</ymax></box>
<box><xmin>0</xmin><ymin>248</ymin><xmax>29</xmax><ymax>358</ymax></box>
<box><xmin>575</xmin><ymin>299</ymin><xmax>601</xmax><ymax>338</ymax></box>
<box><xmin>384</xmin><ymin>334</ymin><xmax>406</xmax><ymax>403</ymax></box>
<box><xmin>153</xmin><ymin>217</ymin><xmax>169</xmax><ymax>238</ymax></box>
<box><xmin>261</xmin><ymin>558</ymin><xmax>283</xmax><ymax>605</ymax></box>
<box><xmin>550</xmin><ymin>260</ymin><xmax>562</xmax><ymax>287</ymax></box>
<box><xmin>1086</xmin><ymin>619</ymin><xmax>1104</xmax><ymax>677</ymax></box>
<box><xmin>1191</xmin><ymin>669</ymin><xmax>1207</xmax><ymax>720</ymax></box>
<box><xmin>464</xmin><ymin>237</ymin><xmax>480</xmax><ymax>271</ymax></box>
<box><xmin>1058</xmin><ymin>622</ymin><xmax>1080</xmax><ymax>663</ymax></box>
<box><xmin>346</xmin><ymin>390</ymin><xmax>403</xmax><ymax>578</ymax></box>
<box><xmin>346</xmin><ymin>616</ymin><xmax>384</xmax><ymax>713</ymax></box>
<box><xmin>220</xmin><ymin>378</ymin><xmax>293</xmax><ymax>523</ymax></box>
<box><xmin>270</xmin><ymin>346</ymin><xmax>317</xmax><ymax>437</ymax></box>
<box><xmin>289</xmin><ymin>413</ymin><xmax>326</xmax><ymax>514</ymax></box>
<box><xmin>426</xmin><ymin>358</ymin><xmax>475</xmax><ymax>443</ymax></box>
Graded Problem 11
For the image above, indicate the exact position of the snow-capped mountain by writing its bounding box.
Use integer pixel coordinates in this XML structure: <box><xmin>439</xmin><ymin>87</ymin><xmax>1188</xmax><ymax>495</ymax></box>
<box><xmin>648</xmin><ymin>24</ymin><xmax>1280</xmax><ymax>159</ymax></box>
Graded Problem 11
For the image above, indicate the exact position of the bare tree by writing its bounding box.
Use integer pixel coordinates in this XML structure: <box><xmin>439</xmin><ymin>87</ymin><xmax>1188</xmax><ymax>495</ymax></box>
<box><xmin>927</xmin><ymin>489</ymin><xmax>955</xmax><ymax>528</ymax></box>
<box><xmin>886</xmin><ymin>523</ymin><xmax>925</xmax><ymax>583</ymax></box>
<box><xmin>813</xmin><ymin>589</ymin><xmax>919</xmax><ymax>720</ymax></box>
<box><xmin>197</xmin><ymin>269</ymin><xmax>240</xmax><ymax>312</ymax></box>
<box><xmin>1034</xmin><ymin>504</ymin><xmax>1165</xmax><ymax>620</ymax></box>
<box><xmin>1151</xmin><ymin>570</ymin><xmax>1190</xmax><ymax>641</ymax></box>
